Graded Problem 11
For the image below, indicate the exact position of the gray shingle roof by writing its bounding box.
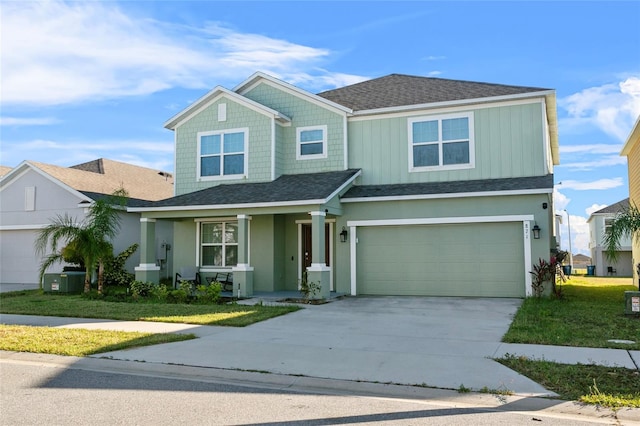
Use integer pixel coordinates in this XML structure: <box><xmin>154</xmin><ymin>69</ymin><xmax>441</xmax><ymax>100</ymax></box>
<box><xmin>146</xmin><ymin>169</ymin><xmax>361</xmax><ymax>208</ymax></box>
<box><xmin>317</xmin><ymin>74</ymin><xmax>551</xmax><ymax>111</ymax></box>
<box><xmin>593</xmin><ymin>198</ymin><xmax>629</xmax><ymax>214</ymax></box>
<box><xmin>342</xmin><ymin>175</ymin><xmax>553</xmax><ymax>199</ymax></box>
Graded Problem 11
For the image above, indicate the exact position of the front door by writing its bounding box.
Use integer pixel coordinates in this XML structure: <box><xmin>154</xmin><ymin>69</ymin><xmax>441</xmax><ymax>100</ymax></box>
<box><xmin>300</xmin><ymin>223</ymin><xmax>332</xmax><ymax>290</ymax></box>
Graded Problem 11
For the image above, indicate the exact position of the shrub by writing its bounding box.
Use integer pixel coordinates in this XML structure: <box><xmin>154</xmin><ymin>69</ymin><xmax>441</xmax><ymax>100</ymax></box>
<box><xmin>166</xmin><ymin>288</ymin><xmax>188</xmax><ymax>304</ymax></box>
<box><xmin>196</xmin><ymin>281</ymin><xmax>222</xmax><ymax>304</ymax></box>
<box><xmin>129</xmin><ymin>280</ymin><xmax>155</xmax><ymax>299</ymax></box>
<box><xmin>104</xmin><ymin>244</ymin><xmax>138</xmax><ymax>287</ymax></box>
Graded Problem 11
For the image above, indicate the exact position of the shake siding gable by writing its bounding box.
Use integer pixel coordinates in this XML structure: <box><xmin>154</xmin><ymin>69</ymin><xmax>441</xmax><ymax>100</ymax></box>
<box><xmin>244</xmin><ymin>83</ymin><xmax>346</xmax><ymax>175</ymax></box>
<box><xmin>349</xmin><ymin>101</ymin><xmax>546</xmax><ymax>186</ymax></box>
<box><xmin>174</xmin><ymin>97</ymin><xmax>272</xmax><ymax>195</ymax></box>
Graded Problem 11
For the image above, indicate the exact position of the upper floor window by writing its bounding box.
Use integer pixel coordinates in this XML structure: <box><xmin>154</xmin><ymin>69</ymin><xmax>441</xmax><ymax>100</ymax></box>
<box><xmin>198</xmin><ymin>129</ymin><xmax>248</xmax><ymax>179</ymax></box>
<box><xmin>297</xmin><ymin>125</ymin><xmax>327</xmax><ymax>160</ymax></box>
<box><xmin>408</xmin><ymin>112</ymin><xmax>474</xmax><ymax>171</ymax></box>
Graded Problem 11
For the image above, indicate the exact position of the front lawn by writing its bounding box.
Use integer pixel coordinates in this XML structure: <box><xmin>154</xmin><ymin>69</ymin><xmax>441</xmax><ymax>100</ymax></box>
<box><xmin>503</xmin><ymin>276</ymin><xmax>639</xmax><ymax>349</ymax></box>
<box><xmin>500</xmin><ymin>275</ymin><xmax>640</xmax><ymax>408</ymax></box>
<box><xmin>0</xmin><ymin>290</ymin><xmax>301</xmax><ymax>327</ymax></box>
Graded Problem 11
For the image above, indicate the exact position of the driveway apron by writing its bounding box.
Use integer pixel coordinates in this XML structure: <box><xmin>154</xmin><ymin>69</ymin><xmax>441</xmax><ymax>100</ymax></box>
<box><xmin>96</xmin><ymin>296</ymin><xmax>554</xmax><ymax>396</ymax></box>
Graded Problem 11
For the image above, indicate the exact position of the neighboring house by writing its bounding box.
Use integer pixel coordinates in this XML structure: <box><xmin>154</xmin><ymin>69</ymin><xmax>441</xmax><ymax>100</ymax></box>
<box><xmin>0</xmin><ymin>166</ymin><xmax>12</xmax><ymax>177</ymax></box>
<box><xmin>0</xmin><ymin>159</ymin><xmax>175</xmax><ymax>286</ymax></box>
<box><xmin>571</xmin><ymin>253</ymin><xmax>592</xmax><ymax>270</ymax></box>
<box><xmin>130</xmin><ymin>72</ymin><xmax>559</xmax><ymax>298</ymax></box>
<box><xmin>622</xmin><ymin>116</ymin><xmax>640</xmax><ymax>283</ymax></box>
<box><xmin>587</xmin><ymin>199</ymin><xmax>632</xmax><ymax>276</ymax></box>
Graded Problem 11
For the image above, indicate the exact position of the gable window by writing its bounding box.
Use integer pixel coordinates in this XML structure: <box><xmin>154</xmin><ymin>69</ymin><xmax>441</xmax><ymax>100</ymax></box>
<box><xmin>200</xmin><ymin>221</ymin><xmax>238</xmax><ymax>267</ymax></box>
<box><xmin>296</xmin><ymin>125</ymin><xmax>327</xmax><ymax>160</ymax></box>
<box><xmin>408</xmin><ymin>113</ymin><xmax>474</xmax><ymax>171</ymax></box>
<box><xmin>198</xmin><ymin>129</ymin><xmax>248</xmax><ymax>179</ymax></box>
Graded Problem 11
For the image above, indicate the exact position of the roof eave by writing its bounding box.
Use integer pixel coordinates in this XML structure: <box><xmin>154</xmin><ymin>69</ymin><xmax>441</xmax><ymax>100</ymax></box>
<box><xmin>234</xmin><ymin>71</ymin><xmax>353</xmax><ymax>115</ymax></box>
<box><xmin>163</xmin><ymin>85</ymin><xmax>292</xmax><ymax>130</ymax></box>
<box><xmin>621</xmin><ymin>115</ymin><xmax>640</xmax><ymax>156</ymax></box>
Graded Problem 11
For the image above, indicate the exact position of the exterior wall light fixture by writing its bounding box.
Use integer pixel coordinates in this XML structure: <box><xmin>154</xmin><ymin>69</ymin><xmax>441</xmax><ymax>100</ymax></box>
<box><xmin>532</xmin><ymin>224</ymin><xmax>541</xmax><ymax>239</ymax></box>
<box><xmin>340</xmin><ymin>226</ymin><xmax>348</xmax><ymax>243</ymax></box>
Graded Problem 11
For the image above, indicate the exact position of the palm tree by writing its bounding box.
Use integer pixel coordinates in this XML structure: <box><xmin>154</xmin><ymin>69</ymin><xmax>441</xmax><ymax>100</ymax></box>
<box><xmin>35</xmin><ymin>189</ymin><xmax>127</xmax><ymax>293</ymax></box>
<box><xmin>603</xmin><ymin>202</ymin><xmax>640</xmax><ymax>262</ymax></box>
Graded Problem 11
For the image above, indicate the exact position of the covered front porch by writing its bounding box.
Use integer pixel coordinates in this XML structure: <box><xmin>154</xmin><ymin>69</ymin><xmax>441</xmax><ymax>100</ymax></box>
<box><xmin>128</xmin><ymin>170</ymin><xmax>360</xmax><ymax>299</ymax></box>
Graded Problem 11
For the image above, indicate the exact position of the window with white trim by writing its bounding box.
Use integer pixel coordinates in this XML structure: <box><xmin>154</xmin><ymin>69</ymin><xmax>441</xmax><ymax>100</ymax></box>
<box><xmin>198</xmin><ymin>129</ymin><xmax>247</xmax><ymax>179</ymax></box>
<box><xmin>200</xmin><ymin>221</ymin><xmax>238</xmax><ymax>267</ymax></box>
<box><xmin>296</xmin><ymin>125</ymin><xmax>327</xmax><ymax>159</ymax></box>
<box><xmin>409</xmin><ymin>113</ymin><xmax>474</xmax><ymax>171</ymax></box>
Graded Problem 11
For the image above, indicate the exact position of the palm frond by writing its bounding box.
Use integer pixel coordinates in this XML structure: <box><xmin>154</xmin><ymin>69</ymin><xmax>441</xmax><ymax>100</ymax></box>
<box><xmin>603</xmin><ymin>203</ymin><xmax>640</xmax><ymax>261</ymax></box>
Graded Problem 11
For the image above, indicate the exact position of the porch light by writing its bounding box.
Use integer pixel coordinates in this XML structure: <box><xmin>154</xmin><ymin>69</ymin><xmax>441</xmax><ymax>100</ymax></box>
<box><xmin>532</xmin><ymin>224</ymin><xmax>541</xmax><ymax>239</ymax></box>
<box><xmin>340</xmin><ymin>227</ymin><xmax>348</xmax><ymax>243</ymax></box>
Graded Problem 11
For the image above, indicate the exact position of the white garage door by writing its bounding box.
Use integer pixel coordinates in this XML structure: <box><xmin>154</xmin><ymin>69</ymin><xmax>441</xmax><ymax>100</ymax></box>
<box><xmin>357</xmin><ymin>222</ymin><xmax>525</xmax><ymax>297</ymax></box>
<box><xmin>0</xmin><ymin>230</ymin><xmax>41</xmax><ymax>285</ymax></box>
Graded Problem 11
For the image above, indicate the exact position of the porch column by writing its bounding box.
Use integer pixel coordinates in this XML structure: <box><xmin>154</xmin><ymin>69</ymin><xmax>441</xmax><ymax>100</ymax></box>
<box><xmin>306</xmin><ymin>211</ymin><xmax>330</xmax><ymax>299</ymax></box>
<box><xmin>135</xmin><ymin>218</ymin><xmax>160</xmax><ymax>284</ymax></box>
<box><xmin>232</xmin><ymin>214</ymin><xmax>253</xmax><ymax>298</ymax></box>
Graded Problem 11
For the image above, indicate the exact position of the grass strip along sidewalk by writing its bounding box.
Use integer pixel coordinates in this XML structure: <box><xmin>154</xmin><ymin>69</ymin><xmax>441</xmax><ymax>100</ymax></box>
<box><xmin>500</xmin><ymin>276</ymin><xmax>640</xmax><ymax>408</ymax></box>
<box><xmin>0</xmin><ymin>324</ymin><xmax>195</xmax><ymax>356</ymax></box>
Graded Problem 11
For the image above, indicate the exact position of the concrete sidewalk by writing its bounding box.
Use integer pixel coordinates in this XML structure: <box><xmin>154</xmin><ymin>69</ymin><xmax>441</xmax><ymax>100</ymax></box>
<box><xmin>2</xmin><ymin>296</ymin><xmax>638</xmax><ymax>400</ymax></box>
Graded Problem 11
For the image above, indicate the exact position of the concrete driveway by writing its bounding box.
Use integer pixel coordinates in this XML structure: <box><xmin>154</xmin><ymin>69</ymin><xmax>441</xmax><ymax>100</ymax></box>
<box><xmin>97</xmin><ymin>296</ymin><xmax>554</xmax><ymax>396</ymax></box>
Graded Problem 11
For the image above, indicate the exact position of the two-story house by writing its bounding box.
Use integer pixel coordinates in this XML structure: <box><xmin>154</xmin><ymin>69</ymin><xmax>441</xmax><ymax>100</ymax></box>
<box><xmin>587</xmin><ymin>199</ymin><xmax>633</xmax><ymax>277</ymax></box>
<box><xmin>131</xmin><ymin>72</ymin><xmax>559</xmax><ymax>298</ymax></box>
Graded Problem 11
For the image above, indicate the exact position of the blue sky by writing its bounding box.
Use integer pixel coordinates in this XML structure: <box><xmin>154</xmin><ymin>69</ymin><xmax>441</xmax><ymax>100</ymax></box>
<box><xmin>1</xmin><ymin>1</ymin><xmax>639</xmax><ymax>255</ymax></box>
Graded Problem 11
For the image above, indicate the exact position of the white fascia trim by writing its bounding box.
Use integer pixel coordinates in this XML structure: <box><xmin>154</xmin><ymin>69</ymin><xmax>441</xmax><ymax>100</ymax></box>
<box><xmin>0</xmin><ymin>224</ymin><xmax>49</xmax><ymax>231</ymax></box>
<box><xmin>342</xmin><ymin>188</ymin><xmax>552</xmax><ymax>204</ymax></box>
<box><xmin>621</xmin><ymin>115</ymin><xmax>640</xmax><ymax>155</ymax></box>
<box><xmin>130</xmin><ymin>199</ymin><xmax>329</xmax><ymax>213</ymax></box>
<box><xmin>165</xmin><ymin>87</ymin><xmax>291</xmax><ymax>130</ymax></box>
<box><xmin>325</xmin><ymin>170</ymin><xmax>362</xmax><ymax>202</ymax></box>
<box><xmin>347</xmin><ymin>215</ymin><xmax>534</xmax><ymax>227</ymax></box>
<box><xmin>343</xmin><ymin>115</ymin><xmax>349</xmax><ymax>170</ymax></box>
<box><xmin>0</xmin><ymin>161</ymin><xmax>94</xmax><ymax>203</ymax></box>
<box><xmin>348</xmin><ymin>96</ymin><xmax>548</xmax><ymax>122</ymax></box>
<box><xmin>140</xmin><ymin>218</ymin><xmax>156</xmax><ymax>223</ymax></box>
<box><xmin>235</xmin><ymin>73</ymin><xmax>353</xmax><ymax>115</ymax></box>
<box><xmin>271</xmin><ymin>118</ymin><xmax>276</xmax><ymax>181</ymax></box>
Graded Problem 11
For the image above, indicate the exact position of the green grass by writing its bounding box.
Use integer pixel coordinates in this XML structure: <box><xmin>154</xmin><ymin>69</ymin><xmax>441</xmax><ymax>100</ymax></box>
<box><xmin>501</xmin><ymin>276</ymin><xmax>640</xmax><ymax>408</ymax></box>
<box><xmin>0</xmin><ymin>324</ymin><xmax>195</xmax><ymax>356</ymax></box>
<box><xmin>498</xmin><ymin>355</ymin><xmax>640</xmax><ymax>408</ymax></box>
<box><xmin>503</xmin><ymin>276</ymin><xmax>640</xmax><ymax>349</ymax></box>
<box><xmin>0</xmin><ymin>290</ymin><xmax>301</xmax><ymax>327</ymax></box>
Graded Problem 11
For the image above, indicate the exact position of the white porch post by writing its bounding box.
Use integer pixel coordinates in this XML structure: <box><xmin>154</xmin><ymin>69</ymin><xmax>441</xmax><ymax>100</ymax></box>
<box><xmin>135</xmin><ymin>218</ymin><xmax>160</xmax><ymax>284</ymax></box>
<box><xmin>232</xmin><ymin>214</ymin><xmax>254</xmax><ymax>297</ymax></box>
<box><xmin>307</xmin><ymin>211</ymin><xmax>330</xmax><ymax>299</ymax></box>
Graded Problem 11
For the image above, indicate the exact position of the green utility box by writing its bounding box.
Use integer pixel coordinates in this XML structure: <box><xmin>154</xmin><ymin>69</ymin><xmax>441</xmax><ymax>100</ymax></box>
<box><xmin>43</xmin><ymin>272</ymin><xmax>85</xmax><ymax>293</ymax></box>
<box><xmin>624</xmin><ymin>291</ymin><xmax>640</xmax><ymax>315</ymax></box>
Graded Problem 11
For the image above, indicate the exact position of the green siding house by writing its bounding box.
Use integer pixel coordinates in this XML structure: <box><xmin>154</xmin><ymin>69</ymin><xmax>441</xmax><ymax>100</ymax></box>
<box><xmin>131</xmin><ymin>72</ymin><xmax>560</xmax><ymax>299</ymax></box>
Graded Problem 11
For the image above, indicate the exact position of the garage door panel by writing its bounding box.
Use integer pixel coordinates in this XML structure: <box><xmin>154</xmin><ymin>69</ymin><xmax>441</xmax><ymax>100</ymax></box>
<box><xmin>357</xmin><ymin>223</ymin><xmax>525</xmax><ymax>297</ymax></box>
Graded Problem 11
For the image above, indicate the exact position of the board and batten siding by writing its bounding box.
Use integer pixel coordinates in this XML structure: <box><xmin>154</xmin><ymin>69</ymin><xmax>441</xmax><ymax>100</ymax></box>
<box><xmin>244</xmin><ymin>82</ymin><xmax>346</xmax><ymax>175</ymax></box>
<box><xmin>174</xmin><ymin>97</ymin><xmax>273</xmax><ymax>196</ymax></box>
<box><xmin>349</xmin><ymin>101</ymin><xmax>547</xmax><ymax>185</ymax></box>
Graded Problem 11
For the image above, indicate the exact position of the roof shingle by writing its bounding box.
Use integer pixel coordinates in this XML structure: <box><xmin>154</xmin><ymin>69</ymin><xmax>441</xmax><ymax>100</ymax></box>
<box><xmin>146</xmin><ymin>169</ymin><xmax>360</xmax><ymax>208</ymax></box>
<box><xmin>317</xmin><ymin>74</ymin><xmax>551</xmax><ymax>111</ymax></box>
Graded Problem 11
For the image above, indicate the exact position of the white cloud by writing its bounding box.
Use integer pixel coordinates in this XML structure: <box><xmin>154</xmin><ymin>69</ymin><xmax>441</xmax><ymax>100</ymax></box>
<box><xmin>0</xmin><ymin>117</ymin><xmax>60</xmax><ymax>126</ymax></box>
<box><xmin>560</xmin><ymin>155</ymin><xmax>627</xmax><ymax>171</ymax></box>
<box><xmin>585</xmin><ymin>203</ymin><xmax>607</xmax><ymax>216</ymax></box>
<box><xmin>0</xmin><ymin>1</ymin><xmax>366</xmax><ymax>107</ymax></box>
<box><xmin>553</xmin><ymin>187</ymin><xmax>570</xmax><ymax>211</ymax></box>
<box><xmin>1</xmin><ymin>138</ymin><xmax>175</xmax><ymax>171</ymax></box>
<box><xmin>557</xmin><ymin>178</ymin><xmax>624</xmax><ymax>191</ymax></box>
<box><xmin>427</xmin><ymin>71</ymin><xmax>443</xmax><ymax>76</ymax></box>
<box><xmin>559</xmin><ymin>76</ymin><xmax>640</xmax><ymax>141</ymax></box>
<box><xmin>559</xmin><ymin>144</ymin><xmax>622</xmax><ymax>154</ymax></box>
